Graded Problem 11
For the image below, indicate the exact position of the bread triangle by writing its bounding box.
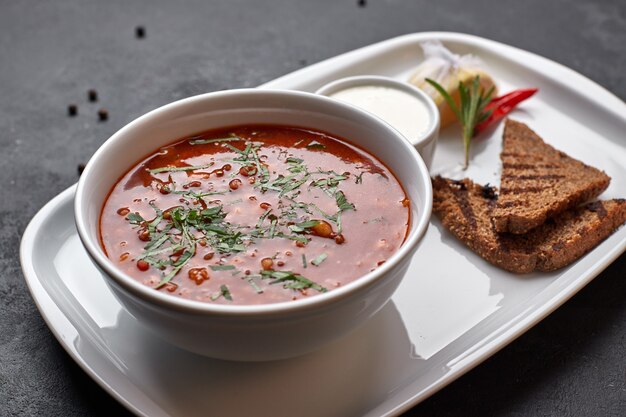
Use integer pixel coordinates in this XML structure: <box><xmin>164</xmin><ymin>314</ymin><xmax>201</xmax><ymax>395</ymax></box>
<box><xmin>432</xmin><ymin>176</ymin><xmax>626</xmax><ymax>273</ymax></box>
<box><xmin>492</xmin><ymin>119</ymin><xmax>610</xmax><ymax>234</ymax></box>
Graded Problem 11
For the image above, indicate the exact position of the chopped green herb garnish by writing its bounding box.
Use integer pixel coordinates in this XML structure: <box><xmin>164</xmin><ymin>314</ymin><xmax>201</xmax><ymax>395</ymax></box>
<box><xmin>311</xmin><ymin>253</ymin><xmax>327</xmax><ymax>266</ymax></box>
<box><xmin>211</xmin><ymin>284</ymin><xmax>233</xmax><ymax>301</ymax></box>
<box><xmin>189</xmin><ymin>137</ymin><xmax>242</xmax><ymax>145</ymax></box>
<box><xmin>335</xmin><ymin>191</ymin><xmax>355</xmax><ymax>212</ymax></box>
<box><xmin>221</xmin><ymin>285</ymin><xmax>233</xmax><ymax>300</ymax></box>
<box><xmin>156</xmin><ymin>247</ymin><xmax>195</xmax><ymax>288</ymax></box>
<box><xmin>246</xmin><ymin>277</ymin><xmax>264</xmax><ymax>294</ymax></box>
<box><xmin>209</xmin><ymin>265</ymin><xmax>236</xmax><ymax>271</ymax></box>
<box><xmin>260</xmin><ymin>270</ymin><xmax>327</xmax><ymax>293</ymax></box>
<box><xmin>256</xmin><ymin>208</ymin><xmax>272</xmax><ymax>227</ymax></box>
<box><xmin>273</xmin><ymin>232</ymin><xmax>308</xmax><ymax>244</ymax></box>
<box><xmin>147</xmin><ymin>202</ymin><xmax>163</xmax><ymax>233</ymax></box>
<box><xmin>302</xmin><ymin>254</ymin><xmax>307</xmax><ymax>268</ymax></box>
<box><xmin>268</xmin><ymin>216</ymin><xmax>278</xmax><ymax>238</ymax></box>
<box><xmin>148</xmin><ymin>163</ymin><xmax>214</xmax><ymax>174</ymax></box>
<box><xmin>288</xmin><ymin>220</ymin><xmax>321</xmax><ymax>233</ymax></box>
<box><xmin>224</xmin><ymin>143</ymin><xmax>246</xmax><ymax>155</ymax></box>
<box><xmin>143</xmin><ymin>231</ymin><xmax>171</xmax><ymax>251</ymax></box>
<box><xmin>170</xmin><ymin>189</ymin><xmax>227</xmax><ymax>199</ymax></box>
<box><xmin>126</xmin><ymin>212</ymin><xmax>144</xmax><ymax>225</ymax></box>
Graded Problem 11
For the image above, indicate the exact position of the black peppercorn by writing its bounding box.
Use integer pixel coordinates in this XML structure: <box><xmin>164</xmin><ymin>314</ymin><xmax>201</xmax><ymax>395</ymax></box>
<box><xmin>68</xmin><ymin>104</ymin><xmax>78</xmax><ymax>116</ymax></box>
<box><xmin>98</xmin><ymin>108</ymin><xmax>109</xmax><ymax>121</ymax></box>
<box><xmin>88</xmin><ymin>89</ymin><xmax>98</xmax><ymax>102</ymax></box>
<box><xmin>135</xmin><ymin>26</ymin><xmax>145</xmax><ymax>38</ymax></box>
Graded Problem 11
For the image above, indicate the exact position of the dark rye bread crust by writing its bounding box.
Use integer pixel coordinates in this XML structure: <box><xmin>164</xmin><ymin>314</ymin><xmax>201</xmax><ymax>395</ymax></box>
<box><xmin>492</xmin><ymin>119</ymin><xmax>611</xmax><ymax>234</ymax></box>
<box><xmin>432</xmin><ymin>176</ymin><xmax>626</xmax><ymax>273</ymax></box>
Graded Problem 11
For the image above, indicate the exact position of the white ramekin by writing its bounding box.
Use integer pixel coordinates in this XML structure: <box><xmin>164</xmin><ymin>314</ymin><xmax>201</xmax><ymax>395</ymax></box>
<box><xmin>315</xmin><ymin>75</ymin><xmax>440</xmax><ymax>169</ymax></box>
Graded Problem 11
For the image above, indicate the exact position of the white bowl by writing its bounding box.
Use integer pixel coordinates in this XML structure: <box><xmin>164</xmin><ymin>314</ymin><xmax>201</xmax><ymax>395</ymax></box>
<box><xmin>75</xmin><ymin>89</ymin><xmax>432</xmax><ymax>361</ymax></box>
<box><xmin>315</xmin><ymin>75</ymin><xmax>440</xmax><ymax>169</ymax></box>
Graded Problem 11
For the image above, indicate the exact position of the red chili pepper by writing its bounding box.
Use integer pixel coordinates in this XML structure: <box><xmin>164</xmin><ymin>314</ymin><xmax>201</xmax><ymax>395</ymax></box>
<box><xmin>474</xmin><ymin>88</ymin><xmax>538</xmax><ymax>135</ymax></box>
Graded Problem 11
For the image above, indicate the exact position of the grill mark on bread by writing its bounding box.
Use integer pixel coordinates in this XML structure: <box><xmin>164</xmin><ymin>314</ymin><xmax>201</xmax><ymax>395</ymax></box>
<box><xmin>451</xmin><ymin>185</ymin><xmax>478</xmax><ymax>230</ymax></box>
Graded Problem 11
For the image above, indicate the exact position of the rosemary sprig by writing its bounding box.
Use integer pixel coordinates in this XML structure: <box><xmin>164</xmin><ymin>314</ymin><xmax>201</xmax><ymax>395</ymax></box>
<box><xmin>426</xmin><ymin>76</ymin><xmax>494</xmax><ymax>169</ymax></box>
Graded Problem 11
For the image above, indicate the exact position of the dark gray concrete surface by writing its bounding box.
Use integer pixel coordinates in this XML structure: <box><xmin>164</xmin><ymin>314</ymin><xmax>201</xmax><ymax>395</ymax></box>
<box><xmin>1</xmin><ymin>0</ymin><xmax>624</xmax><ymax>415</ymax></box>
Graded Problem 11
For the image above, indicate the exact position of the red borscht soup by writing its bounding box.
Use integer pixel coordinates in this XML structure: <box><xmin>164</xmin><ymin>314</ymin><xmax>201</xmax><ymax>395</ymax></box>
<box><xmin>100</xmin><ymin>125</ymin><xmax>410</xmax><ymax>305</ymax></box>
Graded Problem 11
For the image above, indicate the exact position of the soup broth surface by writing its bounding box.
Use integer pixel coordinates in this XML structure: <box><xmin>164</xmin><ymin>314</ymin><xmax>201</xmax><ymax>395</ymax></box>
<box><xmin>100</xmin><ymin>125</ymin><xmax>410</xmax><ymax>305</ymax></box>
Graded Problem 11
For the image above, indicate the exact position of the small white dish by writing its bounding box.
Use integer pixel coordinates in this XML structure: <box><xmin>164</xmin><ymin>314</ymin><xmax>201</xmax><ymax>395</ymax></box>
<box><xmin>316</xmin><ymin>75</ymin><xmax>440</xmax><ymax>168</ymax></box>
<box><xmin>74</xmin><ymin>88</ymin><xmax>432</xmax><ymax>361</ymax></box>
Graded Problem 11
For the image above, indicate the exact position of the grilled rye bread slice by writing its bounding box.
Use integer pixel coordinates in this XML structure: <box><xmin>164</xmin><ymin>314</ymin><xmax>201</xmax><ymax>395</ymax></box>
<box><xmin>432</xmin><ymin>176</ymin><xmax>626</xmax><ymax>273</ymax></box>
<box><xmin>492</xmin><ymin>119</ymin><xmax>611</xmax><ymax>234</ymax></box>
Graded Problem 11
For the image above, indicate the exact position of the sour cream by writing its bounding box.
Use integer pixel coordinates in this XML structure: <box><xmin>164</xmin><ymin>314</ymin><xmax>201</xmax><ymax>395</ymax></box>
<box><xmin>316</xmin><ymin>75</ymin><xmax>440</xmax><ymax>168</ymax></box>
<box><xmin>329</xmin><ymin>85</ymin><xmax>431</xmax><ymax>144</ymax></box>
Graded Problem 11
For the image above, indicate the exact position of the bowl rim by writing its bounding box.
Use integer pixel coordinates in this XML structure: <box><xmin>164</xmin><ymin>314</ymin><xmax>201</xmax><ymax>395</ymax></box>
<box><xmin>315</xmin><ymin>75</ymin><xmax>440</xmax><ymax>148</ymax></box>
<box><xmin>74</xmin><ymin>88</ymin><xmax>432</xmax><ymax>317</ymax></box>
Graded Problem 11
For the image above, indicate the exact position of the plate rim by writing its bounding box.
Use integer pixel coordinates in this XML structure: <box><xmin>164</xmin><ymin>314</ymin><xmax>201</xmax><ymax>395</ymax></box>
<box><xmin>20</xmin><ymin>185</ymin><xmax>160</xmax><ymax>417</ymax></box>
